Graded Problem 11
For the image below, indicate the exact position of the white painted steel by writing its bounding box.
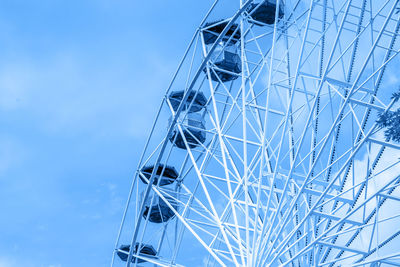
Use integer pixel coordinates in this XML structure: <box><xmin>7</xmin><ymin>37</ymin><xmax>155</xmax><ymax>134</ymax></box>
<box><xmin>113</xmin><ymin>0</ymin><xmax>400</xmax><ymax>266</ymax></box>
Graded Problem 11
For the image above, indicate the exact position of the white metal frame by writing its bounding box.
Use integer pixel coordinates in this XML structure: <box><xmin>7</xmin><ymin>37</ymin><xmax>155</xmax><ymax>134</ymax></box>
<box><xmin>112</xmin><ymin>0</ymin><xmax>400</xmax><ymax>266</ymax></box>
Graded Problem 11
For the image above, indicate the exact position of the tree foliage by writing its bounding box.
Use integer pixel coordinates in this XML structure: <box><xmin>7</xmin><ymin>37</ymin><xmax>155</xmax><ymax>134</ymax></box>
<box><xmin>377</xmin><ymin>90</ymin><xmax>400</xmax><ymax>142</ymax></box>
<box><xmin>392</xmin><ymin>90</ymin><xmax>400</xmax><ymax>102</ymax></box>
<box><xmin>378</xmin><ymin>109</ymin><xmax>400</xmax><ymax>142</ymax></box>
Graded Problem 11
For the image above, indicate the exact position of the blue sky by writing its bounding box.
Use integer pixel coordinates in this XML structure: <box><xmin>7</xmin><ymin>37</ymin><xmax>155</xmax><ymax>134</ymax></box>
<box><xmin>4</xmin><ymin>1</ymin><xmax>400</xmax><ymax>266</ymax></box>
<box><xmin>0</xmin><ymin>1</ymin><xmax>214</xmax><ymax>266</ymax></box>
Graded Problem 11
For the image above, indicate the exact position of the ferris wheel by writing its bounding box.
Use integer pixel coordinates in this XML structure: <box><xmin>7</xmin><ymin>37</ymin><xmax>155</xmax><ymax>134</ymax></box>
<box><xmin>112</xmin><ymin>0</ymin><xmax>400</xmax><ymax>266</ymax></box>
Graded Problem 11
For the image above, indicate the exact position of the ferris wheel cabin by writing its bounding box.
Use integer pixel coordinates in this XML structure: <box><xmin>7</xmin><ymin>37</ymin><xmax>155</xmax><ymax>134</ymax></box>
<box><xmin>168</xmin><ymin>90</ymin><xmax>207</xmax><ymax>113</ymax></box>
<box><xmin>142</xmin><ymin>195</ymin><xmax>178</xmax><ymax>223</ymax></box>
<box><xmin>202</xmin><ymin>20</ymin><xmax>241</xmax><ymax>45</ymax></box>
<box><xmin>202</xmin><ymin>20</ymin><xmax>242</xmax><ymax>83</ymax></box>
<box><xmin>139</xmin><ymin>164</ymin><xmax>178</xmax><ymax>186</ymax></box>
<box><xmin>169</xmin><ymin>113</ymin><xmax>206</xmax><ymax>149</ymax></box>
<box><xmin>247</xmin><ymin>1</ymin><xmax>284</xmax><ymax>26</ymax></box>
<box><xmin>116</xmin><ymin>243</ymin><xmax>157</xmax><ymax>263</ymax></box>
<box><xmin>206</xmin><ymin>49</ymin><xmax>242</xmax><ymax>82</ymax></box>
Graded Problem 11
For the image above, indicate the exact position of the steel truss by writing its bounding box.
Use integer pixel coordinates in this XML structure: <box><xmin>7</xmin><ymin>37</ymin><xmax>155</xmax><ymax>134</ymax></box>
<box><xmin>112</xmin><ymin>0</ymin><xmax>400</xmax><ymax>266</ymax></box>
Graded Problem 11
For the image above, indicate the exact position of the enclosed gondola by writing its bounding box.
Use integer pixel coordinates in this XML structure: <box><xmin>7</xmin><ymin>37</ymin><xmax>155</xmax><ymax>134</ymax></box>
<box><xmin>247</xmin><ymin>1</ymin><xmax>284</xmax><ymax>25</ymax></box>
<box><xmin>168</xmin><ymin>90</ymin><xmax>207</xmax><ymax>113</ymax></box>
<box><xmin>117</xmin><ymin>243</ymin><xmax>157</xmax><ymax>263</ymax></box>
<box><xmin>202</xmin><ymin>20</ymin><xmax>241</xmax><ymax>45</ymax></box>
<box><xmin>142</xmin><ymin>193</ymin><xmax>178</xmax><ymax>223</ymax></box>
<box><xmin>169</xmin><ymin>113</ymin><xmax>206</xmax><ymax>149</ymax></box>
<box><xmin>204</xmin><ymin>49</ymin><xmax>242</xmax><ymax>82</ymax></box>
<box><xmin>140</xmin><ymin>164</ymin><xmax>178</xmax><ymax>186</ymax></box>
